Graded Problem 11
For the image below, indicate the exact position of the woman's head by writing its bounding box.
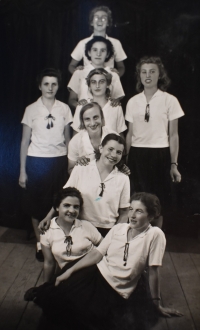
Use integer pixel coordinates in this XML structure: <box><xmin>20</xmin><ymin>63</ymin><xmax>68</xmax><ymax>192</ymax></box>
<box><xmin>89</xmin><ymin>6</ymin><xmax>113</xmax><ymax>32</ymax></box>
<box><xmin>99</xmin><ymin>133</ymin><xmax>125</xmax><ymax>167</ymax></box>
<box><xmin>136</xmin><ymin>56</ymin><xmax>171</xmax><ymax>92</ymax></box>
<box><xmin>85</xmin><ymin>36</ymin><xmax>114</xmax><ymax>65</ymax></box>
<box><xmin>79</xmin><ymin>102</ymin><xmax>105</xmax><ymax>131</ymax></box>
<box><xmin>86</xmin><ymin>68</ymin><xmax>112</xmax><ymax>98</ymax></box>
<box><xmin>53</xmin><ymin>187</ymin><xmax>84</xmax><ymax>211</ymax></box>
<box><xmin>37</xmin><ymin>68</ymin><xmax>62</xmax><ymax>87</ymax></box>
<box><xmin>130</xmin><ymin>192</ymin><xmax>161</xmax><ymax>220</ymax></box>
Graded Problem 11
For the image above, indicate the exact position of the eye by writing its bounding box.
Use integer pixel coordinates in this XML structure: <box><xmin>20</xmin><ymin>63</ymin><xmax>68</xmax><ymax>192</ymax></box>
<box><xmin>100</xmin><ymin>79</ymin><xmax>106</xmax><ymax>84</ymax></box>
<box><xmin>63</xmin><ymin>203</ymin><xmax>70</xmax><ymax>207</ymax></box>
<box><xmin>52</xmin><ymin>83</ymin><xmax>57</xmax><ymax>86</ymax></box>
<box><xmin>74</xmin><ymin>205</ymin><xmax>80</xmax><ymax>210</ymax></box>
<box><xmin>136</xmin><ymin>209</ymin><xmax>143</xmax><ymax>213</ymax></box>
<box><xmin>129</xmin><ymin>206</ymin><xmax>133</xmax><ymax>211</ymax></box>
<box><xmin>117</xmin><ymin>151</ymin><xmax>122</xmax><ymax>155</ymax></box>
<box><xmin>91</xmin><ymin>80</ymin><xmax>96</xmax><ymax>84</ymax></box>
<box><xmin>93</xmin><ymin>116</ymin><xmax>99</xmax><ymax>120</ymax></box>
<box><xmin>150</xmin><ymin>70</ymin><xmax>155</xmax><ymax>73</ymax></box>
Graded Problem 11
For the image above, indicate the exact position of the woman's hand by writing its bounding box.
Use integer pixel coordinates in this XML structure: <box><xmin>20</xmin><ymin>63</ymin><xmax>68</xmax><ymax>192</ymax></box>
<box><xmin>76</xmin><ymin>156</ymin><xmax>90</xmax><ymax>166</ymax></box>
<box><xmin>75</xmin><ymin>65</ymin><xmax>84</xmax><ymax>71</ymax></box>
<box><xmin>38</xmin><ymin>218</ymin><xmax>51</xmax><ymax>234</ymax></box>
<box><xmin>19</xmin><ymin>172</ymin><xmax>28</xmax><ymax>189</ymax></box>
<box><xmin>118</xmin><ymin>164</ymin><xmax>131</xmax><ymax>176</ymax></box>
<box><xmin>77</xmin><ymin>99</ymin><xmax>88</xmax><ymax>106</ymax></box>
<box><xmin>109</xmin><ymin>98</ymin><xmax>121</xmax><ymax>107</ymax></box>
<box><xmin>170</xmin><ymin>165</ymin><xmax>181</xmax><ymax>183</ymax></box>
<box><xmin>156</xmin><ymin>305</ymin><xmax>183</xmax><ymax>318</ymax></box>
<box><xmin>55</xmin><ymin>269</ymin><xmax>72</xmax><ymax>286</ymax></box>
<box><xmin>110</xmin><ymin>68</ymin><xmax>120</xmax><ymax>75</ymax></box>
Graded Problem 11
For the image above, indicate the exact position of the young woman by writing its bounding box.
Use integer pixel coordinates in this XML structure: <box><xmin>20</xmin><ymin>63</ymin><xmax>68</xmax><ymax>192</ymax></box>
<box><xmin>32</xmin><ymin>193</ymin><xmax>182</xmax><ymax>330</ymax></box>
<box><xmin>71</xmin><ymin>68</ymin><xmax>127</xmax><ymax>135</ymax></box>
<box><xmin>24</xmin><ymin>187</ymin><xmax>102</xmax><ymax>298</ymax></box>
<box><xmin>68</xmin><ymin>36</ymin><xmax>125</xmax><ymax>111</ymax></box>
<box><xmin>39</xmin><ymin>133</ymin><xmax>130</xmax><ymax>238</ymax></box>
<box><xmin>19</xmin><ymin>68</ymin><xmax>72</xmax><ymax>261</ymax></box>
<box><xmin>68</xmin><ymin>5</ymin><xmax>127</xmax><ymax>77</ymax></box>
<box><xmin>126</xmin><ymin>56</ymin><xmax>184</xmax><ymax>213</ymax></box>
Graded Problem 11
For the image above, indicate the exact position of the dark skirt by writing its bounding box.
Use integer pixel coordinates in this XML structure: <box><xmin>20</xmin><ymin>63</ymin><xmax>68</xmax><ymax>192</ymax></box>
<box><xmin>128</xmin><ymin>147</ymin><xmax>171</xmax><ymax>211</ymax></box>
<box><xmin>22</xmin><ymin>155</ymin><xmax>68</xmax><ymax>220</ymax></box>
<box><xmin>34</xmin><ymin>265</ymin><xmax>158</xmax><ymax>330</ymax></box>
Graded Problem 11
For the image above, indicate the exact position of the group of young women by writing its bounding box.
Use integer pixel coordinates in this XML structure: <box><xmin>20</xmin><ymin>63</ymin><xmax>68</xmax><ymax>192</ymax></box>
<box><xmin>20</xmin><ymin>5</ymin><xmax>184</xmax><ymax>330</ymax></box>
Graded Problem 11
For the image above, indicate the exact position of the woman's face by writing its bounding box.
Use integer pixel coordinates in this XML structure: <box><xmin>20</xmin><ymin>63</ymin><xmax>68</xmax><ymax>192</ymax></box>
<box><xmin>128</xmin><ymin>200</ymin><xmax>151</xmax><ymax>230</ymax></box>
<box><xmin>88</xmin><ymin>42</ymin><xmax>108</xmax><ymax>67</ymax></box>
<box><xmin>57</xmin><ymin>196</ymin><xmax>80</xmax><ymax>223</ymax></box>
<box><xmin>89</xmin><ymin>74</ymin><xmax>108</xmax><ymax>96</ymax></box>
<box><xmin>100</xmin><ymin>139</ymin><xmax>124</xmax><ymax>167</ymax></box>
<box><xmin>140</xmin><ymin>63</ymin><xmax>159</xmax><ymax>89</ymax></box>
<box><xmin>39</xmin><ymin>76</ymin><xmax>59</xmax><ymax>99</ymax></box>
<box><xmin>91</xmin><ymin>10</ymin><xmax>108</xmax><ymax>33</ymax></box>
<box><xmin>83</xmin><ymin>105</ymin><xmax>103</xmax><ymax>134</ymax></box>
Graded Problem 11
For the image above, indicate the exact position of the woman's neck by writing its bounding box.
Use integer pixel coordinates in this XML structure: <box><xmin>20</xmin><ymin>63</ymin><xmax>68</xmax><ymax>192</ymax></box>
<box><xmin>93</xmin><ymin>95</ymin><xmax>107</xmax><ymax>107</ymax></box>
<box><xmin>91</xmin><ymin>62</ymin><xmax>106</xmax><ymax>69</ymax></box>
<box><xmin>56</xmin><ymin>217</ymin><xmax>73</xmax><ymax>235</ymax></box>
<box><xmin>41</xmin><ymin>96</ymin><xmax>55</xmax><ymax>111</ymax></box>
<box><xmin>93</xmin><ymin>31</ymin><xmax>106</xmax><ymax>37</ymax></box>
<box><xmin>144</xmin><ymin>87</ymin><xmax>158</xmax><ymax>103</ymax></box>
<box><xmin>96</xmin><ymin>157</ymin><xmax>113</xmax><ymax>181</ymax></box>
<box><xmin>128</xmin><ymin>224</ymin><xmax>149</xmax><ymax>241</ymax></box>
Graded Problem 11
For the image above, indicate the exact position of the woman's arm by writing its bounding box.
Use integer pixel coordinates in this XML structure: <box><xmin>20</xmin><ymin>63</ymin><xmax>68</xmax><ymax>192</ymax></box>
<box><xmin>149</xmin><ymin>266</ymin><xmax>183</xmax><ymax>317</ymax></box>
<box><xmin>68</xmin><ymin>59</ymin><xmax>81</xmax><ymax>75</ymax></box>
<box><xmin>68</xmin><ymin>90</ymin><xmax>79</xmax><ymax>110</ymax></box>
<box><xmin>125</xmin><ymin>122</ymin><xmax>133</xmax><ymax>163</ymax></box>
<box><xmin>38</xmin><ymin>207</ymin><xmax>56</xmax><ymax>234</ymax></box>
<box><xmin>64</xmin><ymin>124</ymin><xmax>71</xmax><ymax>155</ymax></box>
<box><xmin>110</xmin><ymin>96</ymin><xmax>124</xmax><ymax>107</ymax></box>
<box><xmin>117</xmin><ymin>207</ymin><xmax>129</xmax><ymax>224</ymax></box>
<box><xmin>55</xmin><ymin>249</ymin><xmax>103</xmax><ymax>286</ymax></box>
<box><xmin>19</xmin><ymin>124</ymin><xmax>31</xmax><ymax>188</ymax></box>
<box><xmin>169</xmin><ymin>119</ymin><xmax>181</xmax><ymax>183</ymax></box>
<box><xmin>41</xmin><ymin>244</ymin><xmax>56</xmax><ymax>282</ymax></box>
<box><xmin>115</xmin><ymin>61</ymin><xmax>125</xmax><ymax>77</ymax></box>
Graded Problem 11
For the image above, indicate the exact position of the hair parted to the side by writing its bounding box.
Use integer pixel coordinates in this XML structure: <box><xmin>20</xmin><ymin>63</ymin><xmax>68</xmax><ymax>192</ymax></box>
<box><xmin>79</xmin><ymin>102</ymin><xmax>105</xmax><ymax>130</ymax></box>
<box><xmin>85</xmin><ymin>36</ymin><xmax>114</xmax><ymax>62</ymax></box>
<box><xmin>136</xmin><ymin>56</ymin><xmax>171</xmax><ymax>92</ymax></box>
<box><xmin>130</xmin><ymin>192</ymin><xmax>161</xmax><ymax>219</ymax></box>
<box><xmin>97</xmin><ymin>133</ymin><xmax>125</xmax><ymax>167</ymax></box>
<box><xmin>89</xmin><ymin>5</ymin><xmax>113</xmax><ymax>29</ymax></box>
<box><xmin>53</xmin><ymin>187</ymin><xmax>84</xmax><ymax>210</ymax></box>
<box><xmin>86</xmin><ymin>68</ymin><xmax>112</xmax><ymax>98</ymax></box>
<box><xmin>36</xmin><ymin>68</ymin><xmax>62</xmax><ymax>87</ymax></box>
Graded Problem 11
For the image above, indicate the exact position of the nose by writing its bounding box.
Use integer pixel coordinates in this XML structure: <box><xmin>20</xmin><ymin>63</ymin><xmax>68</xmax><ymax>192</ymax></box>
<box><xmin>110</xmin><ymin>150</ymin><xmax>117</xmax><ymax>159</ymax></box>
<box><xmin>49</xmin><ymin>84</ymin><xmax>53</xmax><ymax>90</ymax></box>
<box><xmin>146</xmin><ymin>71</ymin><xmax>150</xmax><ymax>78</ymax></box>
<box><xmin>129</xmin><ymin>209</ymin><xmax>136</xmax><ymax>217</ymax></box>
<box><xmin>69</xmin><ymin>206</ymin><xmax>75</xmax><ymax>213</ymax></box>
<box><xmin>97</xmin><ymin>50</ymin><xmax>101</xmax><ymax>56</ymax></box>
<box><xmin>96</xmin><ymin>81</ymin><xmax>100</xmax><ymax>88</ymax></box>
<box><xmin>90</xmin><ymin>118</ymin><xmax>95</xmax><ymax>126</ymax></box>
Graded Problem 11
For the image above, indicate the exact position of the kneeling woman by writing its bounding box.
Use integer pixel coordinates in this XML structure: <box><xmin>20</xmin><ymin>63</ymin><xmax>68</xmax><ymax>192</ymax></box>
<box><xmin>31</xmin><ymin>193</ymin><xmax>182</xmax><ymax>330</ymax></box>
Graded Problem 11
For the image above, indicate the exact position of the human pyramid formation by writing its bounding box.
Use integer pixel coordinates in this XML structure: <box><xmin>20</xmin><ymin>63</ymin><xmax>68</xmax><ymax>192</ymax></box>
<box><xmin>20</xmin><ymin>6</ymin><xmax>184</xmax><ymax>330</ymax></box>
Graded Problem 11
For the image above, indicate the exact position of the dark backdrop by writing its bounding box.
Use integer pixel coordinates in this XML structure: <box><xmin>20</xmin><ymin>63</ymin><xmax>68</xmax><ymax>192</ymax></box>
<box><xmin>0</xmin><ymin>0</ymin><xmax>200</xmax><ymax>231</ymax></box>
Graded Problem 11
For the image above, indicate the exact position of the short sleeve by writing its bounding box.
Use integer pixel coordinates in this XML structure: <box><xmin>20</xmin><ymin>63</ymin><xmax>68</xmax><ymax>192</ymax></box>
<box><xmin>67</xmin><ymin>70</ymin><xmax>81</xmax><ymax>94</ymax></box>
<box><xmin>96</xmin><ymin>226</ymin><xmax>115</xmax><ymax>256</ymax></box>
<box><xmin>119</xmin><ymin>175</ymin><xmax>130</xmax><ymax>208</ymax></box>
<box><xmin>63</xmin><ymin>165</ymin><xmax>80</xmax><ymax>188</ymax></box>
<box><xmin>82</xmin><ymin>221</ymin><xmax>102</xmax><ymax>245</ymax></box>
<box><xmin>167</xmin><ymin>95</ymin><xmax>185</xmax><ymax>121</ymax></box>
<box><xmin>68</xmin><ymin>135</ymin><xmax>80</xmax><ymax>161</ymax></box>
<box><xmin>116</xmin><ymin>105</ymin><xmax>127</xmax><ymax>133</ymax></box>
<box><xmin>21</xmin><ymin>107</ymin><xmax>33</xmax><ymax>128</ymax></box>
<box><xmin>70</xmin><ymin>105</ymin><xmax>82</xmax><ymax>132</ymax></box>
<box><xmin>112</xmin><ymin>39</ymin><xmax>127</xmax><ymax>62</ymax></box>
<box><xmin>40</xmin><ymin>230</ymin><xmax>51</xmax><ymax>248</ymax></box>
<box><xmin>125</xmin><ymin>98</ymin><xmax>135</xmax><ymax>123</ymax></box>
<box><xmin>148</xmin><ymin>229</ymin><xmax>166</xmax><ymax>266</ymax></box>
<box><xmin>110</xmin><ymin>71</ymin><xmax>125</xmax><ymax>99</ymax></box>
<box><xmin>71</xmin><ymin>40</ymin><xmax>85</xmax><ymax>62</ymax></box>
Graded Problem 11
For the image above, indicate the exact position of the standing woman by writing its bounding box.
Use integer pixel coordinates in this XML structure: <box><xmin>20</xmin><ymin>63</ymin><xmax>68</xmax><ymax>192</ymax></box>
<box><xmin>19</xmin><ymin>68</ymin><xmax>73</xmax><ymax>261</ymax></box>
<box><xmin>126</xmin><ymin>56</ymin><xmax>184</xmax><ymax>215</ymax></box>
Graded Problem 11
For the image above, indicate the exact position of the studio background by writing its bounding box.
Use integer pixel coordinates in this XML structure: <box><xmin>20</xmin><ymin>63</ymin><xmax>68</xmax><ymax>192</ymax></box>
<box><xmin>0</xmin><ymin>0</ymin><xmax>200</xmax><ymax>234</ymax></box>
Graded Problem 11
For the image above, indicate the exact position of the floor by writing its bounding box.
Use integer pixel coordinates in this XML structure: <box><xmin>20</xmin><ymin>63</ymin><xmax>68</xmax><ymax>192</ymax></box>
<box><xmin>0</xmin><ymin>226</ymin><xmax>200</xmax><ymax>330</ymax></box>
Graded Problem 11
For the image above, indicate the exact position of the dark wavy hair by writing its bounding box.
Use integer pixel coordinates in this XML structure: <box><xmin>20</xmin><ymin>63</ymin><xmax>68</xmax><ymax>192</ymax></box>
<box><xmin>130</xmin><ymin>192</ymin><xmax>161</xmax><ymax>219</ymax></box>
<box><xmin>53</xmin><ymin>187</ymin><xmax>84</xmax><ymax>210</ymax></box>
<box><xmin>136</xmin><ymin>56</ymin><xmax>171</xmax><ymax>92</ymax></box>
<box><xmin>86</xmin><ymin>68</ymin><xmax>112</xmax><ymax>98</ymax></box>
<box><xmin>85</xmin><ymin>36</ymin><xmax>114</xmax><ymax>62</ymax></box>
<box><xmin>36</xmin><ymin>68</ymin><xmax>62</xmax><ymax>87</ymax></box>
<box><xmin>89</xmin><ymin>6</ymin><xmax>113</xmax><ymax>32</ymax></box>
<box><xmin>79</xmin><ymin>102</ymin><xmax>105</xmax><ymax>130</ymax></box>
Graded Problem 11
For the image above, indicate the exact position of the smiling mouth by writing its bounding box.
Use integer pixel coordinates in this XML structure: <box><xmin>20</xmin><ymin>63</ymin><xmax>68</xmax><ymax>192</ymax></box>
<box><xmin>145</xmin><ymin>79</ymin><xmax>152</xmax><ymax>83</ymax></box>
<box><xmin>106</xmin><ymin>157</ymin><xmax>117</xmax><ymax>163</ymax></box>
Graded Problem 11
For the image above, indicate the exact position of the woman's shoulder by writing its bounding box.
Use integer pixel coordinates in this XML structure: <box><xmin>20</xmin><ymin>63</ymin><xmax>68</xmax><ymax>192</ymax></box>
<box><xmin>25</xmin><ymin>98</ymin><xmax>42</xmax><ymax>111</ymax></box>
<box><xmin>148</xmin><ymin>225</ymin><xmax>166</xmax><ymax>239</ymax></box>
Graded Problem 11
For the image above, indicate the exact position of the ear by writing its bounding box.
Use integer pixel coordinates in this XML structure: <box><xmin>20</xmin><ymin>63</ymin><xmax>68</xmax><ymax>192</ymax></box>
<box><xmin>99</xmin><ymin>145</ymin><xmax>103</xmax><ymax>154</ymax></box>
<box><xmin>39</xmin><ymin>85</ymin><xmax>41</xmax><ymax>91</ymax></box>
<box><xmin>56</xmin><ymin>207</ymin><xmax>59</xmax><ymax>212</ymax></box>
<box><xmin>106</xmin><ymin>51</ymin><xmax>110</xmax><ymax>59</ymax></box>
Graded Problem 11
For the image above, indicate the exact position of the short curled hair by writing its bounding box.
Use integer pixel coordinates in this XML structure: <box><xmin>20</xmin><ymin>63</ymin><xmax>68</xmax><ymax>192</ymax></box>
<box><xmin>53</xmin><ymin>187</ymin><xmax>83</xmax><ymax>211</ymax></box>
<box><xmin>89</xmin><ymin>6</ymin><xmax>113</xmax><ymax>28</ymax></box>
<box><xmin>36</xmin><ymin>68</ymin><xmax>62</xmax><ymax>87</ymax></box>
<box><xmin>86</xmin><ymin>68</ymin><xmax>112</xmax><ymax>98</ymax></box>
<box><xmin>79</xmin><ymin>102</ymin><xmax>105</xmax><ymax>130</ymax></box>
<box><xmin>85</xmin><ymin>36</ymin><xmax>114</xmax><ymax>62</ymax></box>
<box><xmin>136</xmin><ymin>56</ymin><xmax>171</xmax><ymax>92</ymax></box>
<box><xmin>130</xmin><ymin>192</ymin><xmax>161</xmax><ymax>219</ymax></box>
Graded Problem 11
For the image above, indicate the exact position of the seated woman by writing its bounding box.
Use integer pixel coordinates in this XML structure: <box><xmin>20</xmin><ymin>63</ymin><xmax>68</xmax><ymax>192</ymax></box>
<box><xmin>29</xmin><ymin>193</ymin><xmax>182</xmax><ymax>330</ymax></box>
<box><xmin>71</xmin><ymin>68</ymin><xmax>127</xmax><ymax>135</ymax></box>
<box><xmin>24</xmin><ymin>187</ymin><xmax>102</xmax><ymax>296</ymax></box>
<box><xmin>39</xmin><ymin>133</ymin><xmax>130</xmax><ymax>237</ymax></box>
<box><xmin>68</xmin><ymin>36</ymin><xmax>125</xmax><ymax>111</ymax></box>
